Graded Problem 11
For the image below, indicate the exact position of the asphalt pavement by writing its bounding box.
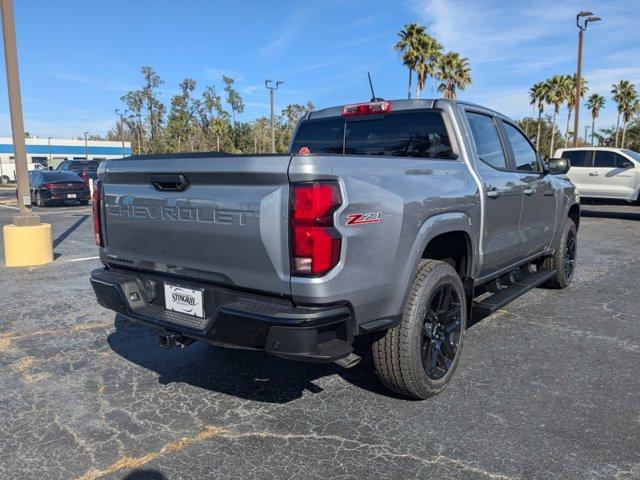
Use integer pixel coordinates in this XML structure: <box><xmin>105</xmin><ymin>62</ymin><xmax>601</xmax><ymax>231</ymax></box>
<box><xmin>0</xmin><ymin>196</ymin><xmax>639</xmax><ymax>479</ymax></box>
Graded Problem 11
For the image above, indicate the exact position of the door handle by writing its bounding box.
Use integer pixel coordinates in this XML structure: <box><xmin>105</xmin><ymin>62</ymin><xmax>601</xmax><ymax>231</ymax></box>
<box><xmin>523</xmin><ymin>187</ymin><xmax>536</xmax><ymax>196</ymax></box>
<box><xmin>589</xmin><ymin>171</ymin><xmax>599</xmax><ymax>176</ymax></box>
<box><xmin>150</xmin><ymin>174</ymin><xmax>190</xmax><ymax>191</ymax></box>
<box><xmin>486</xmin><ymin>188</ymin><xmax>503</xmax><ymax>199</ymax></box>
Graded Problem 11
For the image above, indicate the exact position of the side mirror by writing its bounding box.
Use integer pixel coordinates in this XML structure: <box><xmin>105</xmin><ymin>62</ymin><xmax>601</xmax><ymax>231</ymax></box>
<box><xmin>48</xmin><ymin>166</ymin><xmax>53</xmax><ymax>170</ymax></box>
<box><xmin>546</xmin><ymin>157</ymin><xmax>570</xmax><ymax>175</ymax></box>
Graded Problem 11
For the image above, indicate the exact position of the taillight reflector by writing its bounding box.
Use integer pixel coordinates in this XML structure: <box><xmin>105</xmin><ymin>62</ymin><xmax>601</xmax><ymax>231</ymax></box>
<box><xmin>290</xmin><ymin>182</ymin><xmax>342</xmax><ymax>276</ymax></box>
<box><xmin>92</xmin><ymin>180</ymin><xmax>102</xmax><ymax>246</ymax></box>
<box><xmin>342</xmin><ymin>101</ymin><xmax>391</xmax><ymax>116</ymax></box>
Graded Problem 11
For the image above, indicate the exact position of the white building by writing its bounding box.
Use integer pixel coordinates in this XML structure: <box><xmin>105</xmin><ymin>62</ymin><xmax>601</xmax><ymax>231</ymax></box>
<box><xmin>0</xmin><ymin>137</ymin><xmax>132</xmax><ymax>183</ymax></box>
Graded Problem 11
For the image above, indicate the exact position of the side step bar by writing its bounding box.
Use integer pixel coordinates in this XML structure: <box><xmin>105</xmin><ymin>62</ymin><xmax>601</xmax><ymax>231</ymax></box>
<box><xmin>473</xmin><ymin>268</ymin><xmax>555</xmax><ymax>318</ymax></box>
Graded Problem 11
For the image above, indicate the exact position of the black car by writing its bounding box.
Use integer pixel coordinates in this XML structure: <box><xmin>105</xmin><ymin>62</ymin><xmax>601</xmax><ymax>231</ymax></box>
<box><xmin>25</xmin><ymin>170</ymin><xmax>90</xmax><ymax>207</ymax></box>
<box><xmin>56</xmin><ymin>159</ymin><xmax>99</xmax><ymax>182</ymax></box>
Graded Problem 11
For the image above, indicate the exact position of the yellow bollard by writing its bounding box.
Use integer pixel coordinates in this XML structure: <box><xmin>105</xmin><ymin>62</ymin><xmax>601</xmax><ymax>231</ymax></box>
<box><xmin>3</xmin><ymin>223</ymin><xmax>53</xmax><ymax>267</ymax></box>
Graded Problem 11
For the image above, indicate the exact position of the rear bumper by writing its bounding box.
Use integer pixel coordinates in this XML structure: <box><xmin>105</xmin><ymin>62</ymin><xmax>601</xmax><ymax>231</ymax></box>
<box><xmin>90</xmin><ymin>268</ymin><xmax>354</xmax><ymax>363</ymax></box>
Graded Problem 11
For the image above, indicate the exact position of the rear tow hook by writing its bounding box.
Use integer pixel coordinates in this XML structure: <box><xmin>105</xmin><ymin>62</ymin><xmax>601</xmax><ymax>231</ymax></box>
<box><xmin>159</xmin><ymin>331</ymin><xmax>195</xmax><ymax>349</ymax></box>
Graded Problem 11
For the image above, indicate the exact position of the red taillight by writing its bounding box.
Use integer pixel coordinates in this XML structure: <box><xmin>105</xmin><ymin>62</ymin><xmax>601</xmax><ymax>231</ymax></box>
<box><xmin>290</xmin><ymin>182</ymin><xmax>342</xmax><ymax>276</ymax></box>
<box><xmin>92</xmin><ymin>180</ymin><xmax>102</xmax><ymax>246</ymax></box>
<box><xmin>44</xmin><ymin>182</ymin><xmax>56</xmax><ymax>189</ymax></box>
<box><xmin>342</xmin><ymin>101</ymin><xmax>391</xmax><ymax>116</ymax></box>
<box><xmin>79</xmin><ymin>170</ymin><xmax>89</xmax><ymax>182</ymax></box>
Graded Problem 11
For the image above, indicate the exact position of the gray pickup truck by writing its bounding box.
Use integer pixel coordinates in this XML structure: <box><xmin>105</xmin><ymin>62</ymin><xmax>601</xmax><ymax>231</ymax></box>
<box><xmin>90</xmin><ymin>99</ymin><xmax>579</xmax><ymax>399</ymax></box>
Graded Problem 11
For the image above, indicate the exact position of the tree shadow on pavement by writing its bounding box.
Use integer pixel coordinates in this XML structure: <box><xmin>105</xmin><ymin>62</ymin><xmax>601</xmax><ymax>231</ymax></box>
<box><xmin>107</xmin><ymin>315</ymin><xmax>403</xmax><ymax>404</ymax></box>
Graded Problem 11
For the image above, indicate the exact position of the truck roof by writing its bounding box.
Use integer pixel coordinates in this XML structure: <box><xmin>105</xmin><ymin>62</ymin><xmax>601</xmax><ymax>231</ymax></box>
<box><xmin>307</xmin><ymin>98</ymin><xmax>508</xmax><ymax>120</ymax></box>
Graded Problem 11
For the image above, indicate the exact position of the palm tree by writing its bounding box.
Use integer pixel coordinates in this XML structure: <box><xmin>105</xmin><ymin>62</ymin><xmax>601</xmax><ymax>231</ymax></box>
<box><xmin>621</xmin><ymin>91</ymin><xmax>639</xmax><ymax>148</ymax></box>
<box><xmin>395</xmin><ymin>23</ymin><xmax>426</xmax><ymax>100</ymax></box>
<box><xmin>435</xmin><ymin>52</ymin><xmax>472</xmax><ymax>100</ymax></box>
<box><xmin>545</xmin><ymin>75</ymin><xmax>572</xmax><ymax>157</ymax></box>
<box><xmin>585</xmin><ymin>93</ymin><xmax>605</xmax><ymax>146</ymax></box>
<box><xmin>564</xmin><ymin>74</ymin><xmax>588</xmax><ymax>147</ymax></box>
<box><xmin>414</xmin><ymin>34</ymin><xmax>443</xmax><ymax>98</ymax></box>
<box><xmin>529</xmin><ymin>81</ymin><xmax>548</xmax><ymax>152</ymax></box>
<box><xmin>611</xmin><ymin>80</ymin><xmax>635</xmax><ymax>147</ymax></box>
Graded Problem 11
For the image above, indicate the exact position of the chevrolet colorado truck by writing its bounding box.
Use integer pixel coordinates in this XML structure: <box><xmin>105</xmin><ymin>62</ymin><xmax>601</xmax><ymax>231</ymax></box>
<box><xmin>90</xmin><ymin>99</ymin><xmax>580</xmax><ymax>399</ymax></box>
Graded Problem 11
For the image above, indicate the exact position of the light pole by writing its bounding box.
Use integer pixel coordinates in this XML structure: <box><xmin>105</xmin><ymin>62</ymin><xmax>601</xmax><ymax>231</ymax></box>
<box><xmin>584</xmin><ymin>125</ymin><xmax>590</xmax><ymax>145</ymax></box>
<box><xmin>47</xmin><ymin>136</ymin><xmax>52</xmax><ymax>164</ymax></box>
<box><xmin>573</xmin><ymin>11</ymin><xmax>601</xmax><ymax>147</ymax></box>
<box><xmin>1</xmin><ymin>0</ymin><xmax>52</xmax><ymax>267</ymax></box>
<box><xmin>265</xmin><ymin>79</ymin><xmax>283</xmax><ymax>153</ymax></box>
<box><xmin>115</xmin><ymin>108</ymin><xmax>128</xmax><ymax>157</ymax></box>
<box><xmin>83</xmin><ymin>131</ymin><xmax>90</xmax><ymax>159</ymax></box>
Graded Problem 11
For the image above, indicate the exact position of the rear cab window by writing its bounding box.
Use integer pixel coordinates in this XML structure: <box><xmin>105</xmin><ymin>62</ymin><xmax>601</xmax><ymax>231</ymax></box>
<box><xmin>290</xmin><ymin>111</ymin><xmax>455</xmax><ymax>159</ymax></box>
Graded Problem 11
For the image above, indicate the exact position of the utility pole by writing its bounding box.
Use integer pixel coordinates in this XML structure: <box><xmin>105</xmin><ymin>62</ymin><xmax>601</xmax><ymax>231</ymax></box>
<box><xmin>83</xmin><ymin>131</ymin><xmax>89</xmax><ymax>159</ymax></box>
<box><xmin>1</xmin><ymin>0</ymin><xmax>52</xmax><ymax>266</ymax></box>
<box><xmin>47</xmin><ymin>136</ymin><xmax>52</xmax><ymax>164</ymax></box>
<box><xmin>265</xmin><ymin>79</ymin><xmax>283</xmax><ymax>153</ymax></box>
<box><xmin>573</xmin><ymin>11</ymin><xmax>601</xmax><ymax>147</ymax></box>
<box><xmin>115</xmin><ymin>108</ymin><xmax>128</xmax><ymax>157</ymax></box>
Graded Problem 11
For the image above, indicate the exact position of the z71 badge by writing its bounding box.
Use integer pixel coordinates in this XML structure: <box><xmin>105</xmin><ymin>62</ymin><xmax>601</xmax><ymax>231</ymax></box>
<box><xmin>346</xmin><ymin>212</ymin><xmax>382</xmax><ymax>226</ymax></box>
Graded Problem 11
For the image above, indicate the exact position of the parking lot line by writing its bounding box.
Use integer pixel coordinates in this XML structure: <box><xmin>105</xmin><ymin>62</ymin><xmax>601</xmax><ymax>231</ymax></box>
<box><xmin>67</xmin><ymin>256</ymin><xmax>100</xmax><ymax>263</ymax></box>
<box><xmin>0</xmin><ymin>203</ymin><xmax>19</xmax><ymax>210</ymax></box>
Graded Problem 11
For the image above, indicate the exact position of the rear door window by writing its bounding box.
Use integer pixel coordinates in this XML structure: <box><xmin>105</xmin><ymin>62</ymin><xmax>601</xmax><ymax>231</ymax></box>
<box><xmin>290</xmin><ymin>111</ymin><xmax>454</xmax><ymax>158</ymax></box>
<box><xmin>561</xmin><ymin>150</ymin><xmax>590</xmax><ymax>167</ymax></box>
<box><xmin>466</xmin><ymin>112</ymin><xmax>508</xmax><ymax>170</ymax></box>
<box><xmin>594</xmin><ymin>151</ymin><xmax>628</xmax><ymax>168</ymax></box>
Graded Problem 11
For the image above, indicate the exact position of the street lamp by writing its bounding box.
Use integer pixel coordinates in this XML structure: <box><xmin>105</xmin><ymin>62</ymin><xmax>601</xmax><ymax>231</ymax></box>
<box><xmin>115</xmin><ymin>108</ymin><xmax>129</xmax><ymax>157</ymax></box>
<box><xmin>265</xmin><ymin>79</ymin><xmax>283</xmax><ymax>153</ymax></box>
<box><xmin>573</xmin><ymin>11</ymin><xmax>601</xmax><ymax>147</ymax></box>
<box><xmin>584</xmin><ymin>125</ymin><xmax>590</xmax><ymax>145</ymax></box>
<box><xmin>83</xmin><ymin>131</ymin><xmax>90</xmax><ymax>159</ymax></box>
<box><xmin>47</xmin><ymin>136</ymin><xmax>52</xmax><ymax>164</ymax></box>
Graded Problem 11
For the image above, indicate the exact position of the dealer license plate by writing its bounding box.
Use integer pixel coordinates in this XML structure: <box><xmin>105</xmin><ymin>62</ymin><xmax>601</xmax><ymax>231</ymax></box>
<box><xmin>164</xmin><ymin>284</ymin><xmax>204</xmax><ymax>318</ymax></box>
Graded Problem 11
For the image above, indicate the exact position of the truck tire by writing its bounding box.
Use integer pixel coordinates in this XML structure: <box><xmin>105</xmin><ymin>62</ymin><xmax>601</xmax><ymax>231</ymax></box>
<box><xmin>541</xmin><ymin>218</ymin><xmax>577</xmax><ymax>289</ymax></box>
<box><xmin>372</xmin><ymin>259</ymin><xmax>467</xmax><ymax>399</ymax></box>
<box><xmin>1</xmin><ymin>175</ymin><xmax>9</xmax><ymax>184</ymax></box>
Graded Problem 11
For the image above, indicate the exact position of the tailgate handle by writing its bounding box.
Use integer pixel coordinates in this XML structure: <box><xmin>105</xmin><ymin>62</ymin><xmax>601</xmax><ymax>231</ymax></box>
<box><xmin>150</xmin><ymin>174</ymin><xmax>189</xmax><ymax>191</ymax></box>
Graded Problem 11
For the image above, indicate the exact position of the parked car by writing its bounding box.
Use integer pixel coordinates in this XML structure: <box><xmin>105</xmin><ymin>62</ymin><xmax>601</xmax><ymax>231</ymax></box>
<box><xmin>24</xmin><ymin>170</ymin><xmax>90</xmax><ymax>207</ymax></box>
<box><xmin>555</xmin><ymin>147</ymin><xmax>640</xmax><ymax>204</ymax></box>
<box><xmin>56</xmin><ymin>159</ymin><xmax>99</xmax><ymax>183</ymax></box>
<box><xmin>90</xmin><ymin>99</ymin><xmax>579</xmax><ymax>399</ymax></box>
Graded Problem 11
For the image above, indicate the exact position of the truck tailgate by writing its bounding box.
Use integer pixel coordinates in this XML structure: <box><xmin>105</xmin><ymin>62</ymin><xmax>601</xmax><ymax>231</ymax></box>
<box><xmin>100</xmin><ymin>155</ymin><xmax>292</xmax><ymax>295</ymax></box>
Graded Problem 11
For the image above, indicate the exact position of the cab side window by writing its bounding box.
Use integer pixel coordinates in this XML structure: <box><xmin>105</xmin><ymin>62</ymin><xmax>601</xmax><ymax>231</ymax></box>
<box><xmin>594</xmin><ymin>151</ymin><xmax>628</xmax><ymax>168</ymax></box>
<box><xmin>561</xmin><ymin>150</ymin><xmax>589</xmax><ymax>167</ymax></box>
<box><xmin>466</xmin><ymin>112</ymin><xmax>508</xmax><ymax>170</ymax></box>
<box><xmin>502</xmin><ymin>122</ymin><xmax>540</xmax><ymax>172</ymax></box>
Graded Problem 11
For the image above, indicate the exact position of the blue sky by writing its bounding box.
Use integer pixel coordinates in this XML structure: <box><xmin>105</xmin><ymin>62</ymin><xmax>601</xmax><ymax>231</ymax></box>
<box><xmin>0</xmin><ymin>0</ymin><xmax>638</xmax><ymax>139</ymax></box>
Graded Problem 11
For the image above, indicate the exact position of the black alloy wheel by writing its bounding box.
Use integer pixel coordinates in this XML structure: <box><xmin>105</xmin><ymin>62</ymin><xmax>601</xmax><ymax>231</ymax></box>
<box><xmin>421</xmin><ymin>283</ymin><xmax>462</xmax><ymax>380</ymax></box>
<box><xmin>564</xmin><ymin>229</ymin><xmax>576</xmax><ymax>280</ymax></box>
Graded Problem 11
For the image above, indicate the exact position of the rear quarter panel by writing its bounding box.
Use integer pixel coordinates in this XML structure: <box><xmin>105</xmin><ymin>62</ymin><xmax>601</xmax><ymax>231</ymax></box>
<box><xmin>289</xmin><ymin>154</ymin><xmax>480</xmax><ymax>328</ymax></box>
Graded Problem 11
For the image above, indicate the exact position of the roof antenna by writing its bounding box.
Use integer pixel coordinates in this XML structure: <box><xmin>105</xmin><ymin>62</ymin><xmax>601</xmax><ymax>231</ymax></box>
<box><xmin>368</xmin><ymin>72</ymin><xmax>383</xmax><ymax>102</ymax></box>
